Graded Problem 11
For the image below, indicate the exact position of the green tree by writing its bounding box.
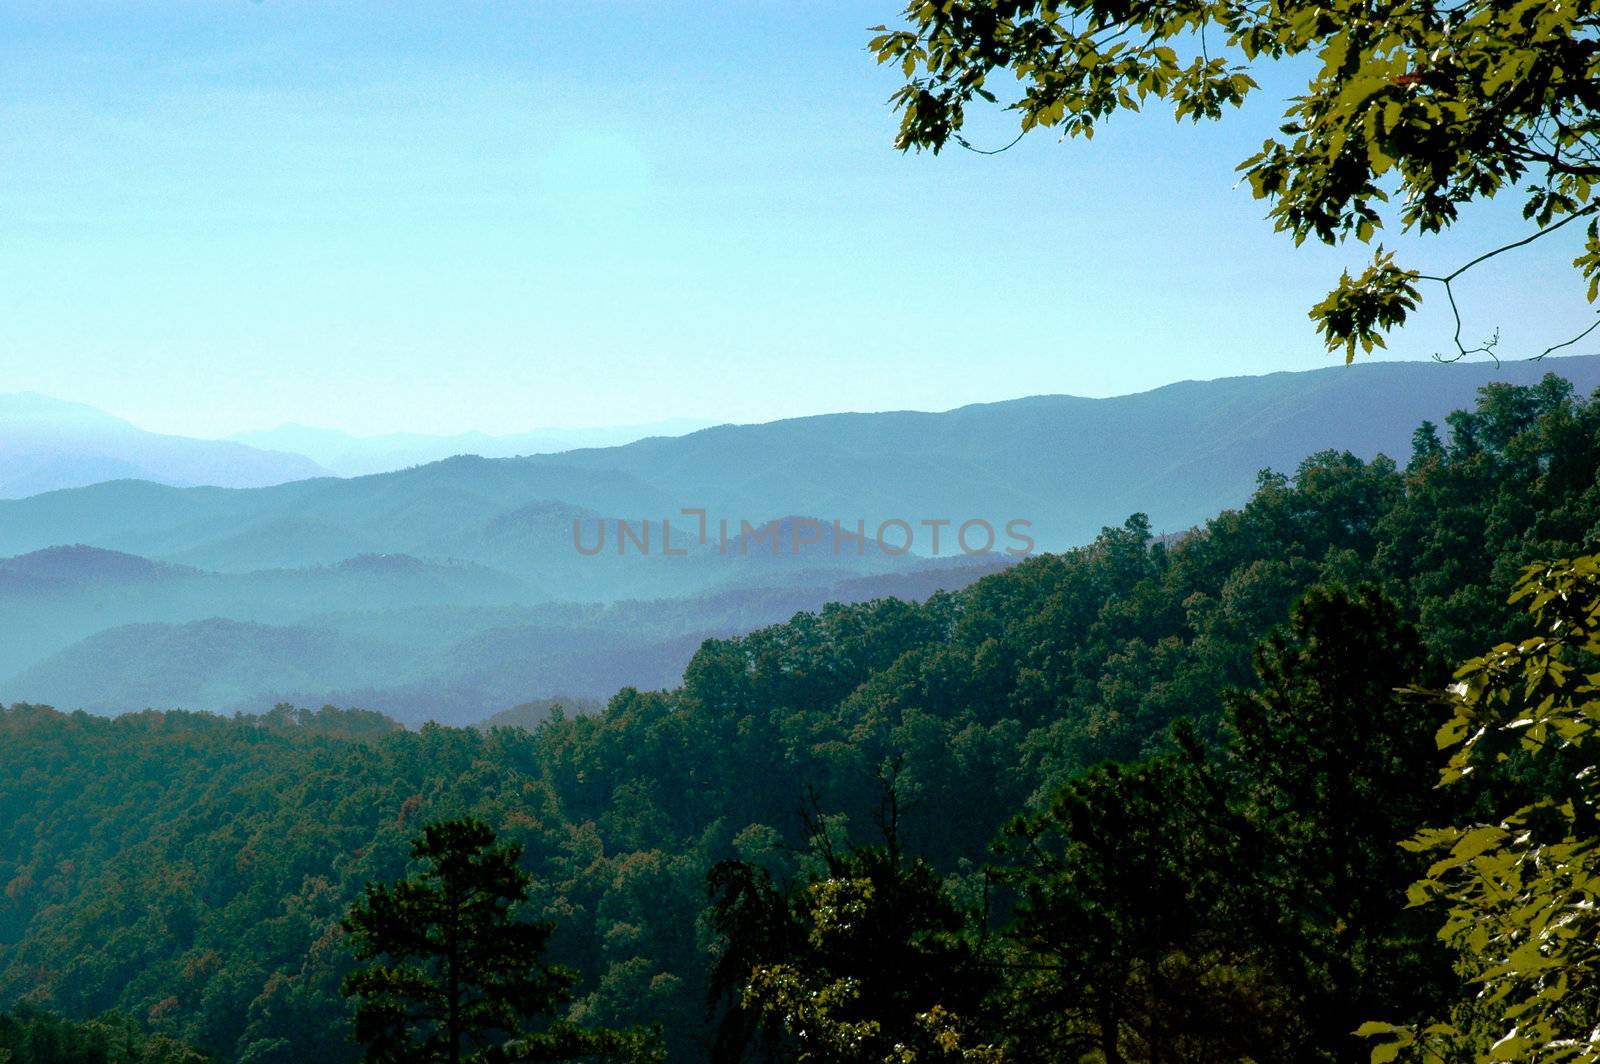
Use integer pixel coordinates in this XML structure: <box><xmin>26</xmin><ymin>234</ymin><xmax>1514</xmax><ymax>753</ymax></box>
<box><xmin>708</xmin><ymin>849</ymin><xmax>997</xmax><ymax>1064</ymax></box>
<box><xmin>707</xmin><ymin>784</ymin><xmax>997</xmax><ymax>1064</ymax></box>
<box><xmin>992</xmin><ymin>586</ymin><xmax>1453</xmax><ymax>1062</ymax></box>
<box><xmin>871</xmin><ymin>0</ymin><xmax>1600</xmax><ymax>361</ymax></box>
<box><xmin>1224</xmin><ymin>585</ymin><xmax>1451</xmax><ymax>1060</ymax></box>
<box><xmin>0</xmin><ymin>1007</ymin><xmax>212</xmax><ymax>1064</ymax></box>
<box><xmin>995</xmin><ymin>736</ymin><xmax>1284</xmax><ymax>1063</ymax></box>
<box><xmin>1363</xmin><ymin>555</ymin><xmax>1600</xmax><ymax>1062</ymax></box>
<box><xmin>341</xmin><ymin>818</ymin><xmax>655</xmax><ymax>1064</ymax></box>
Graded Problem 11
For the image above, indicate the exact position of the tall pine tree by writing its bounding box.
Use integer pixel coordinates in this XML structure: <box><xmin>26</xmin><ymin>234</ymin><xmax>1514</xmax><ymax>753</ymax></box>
<box><xmin>341</xmin><ymin>818</ymin><xmax>657</xmax><ymax>1064</ymax></box>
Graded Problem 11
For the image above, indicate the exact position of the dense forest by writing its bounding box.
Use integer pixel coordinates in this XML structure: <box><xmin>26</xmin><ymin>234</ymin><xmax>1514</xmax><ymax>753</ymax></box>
<box><xmin>3</xmin><ymin>375</ymin><xmax>1599</xmax><ymax>1061</ymax></box>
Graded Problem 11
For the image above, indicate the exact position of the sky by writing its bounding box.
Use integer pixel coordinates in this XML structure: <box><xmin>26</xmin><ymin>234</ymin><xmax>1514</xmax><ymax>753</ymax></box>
<box><xmin>2</xmin><ymin>1</ymin><xmax>1596</xmax><ymax>439</ymax></box>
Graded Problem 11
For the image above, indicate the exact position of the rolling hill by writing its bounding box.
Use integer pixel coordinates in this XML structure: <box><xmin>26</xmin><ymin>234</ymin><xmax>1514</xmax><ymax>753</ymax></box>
<box><xmin>2</xmin><ymin>555</ymin><xmax>1010</xmax><ymax>723</ymax></box>
<box><xmin>515</xmin><ymin>356</ymin><xmax>1600</xmax><ymax>548</ymax></box>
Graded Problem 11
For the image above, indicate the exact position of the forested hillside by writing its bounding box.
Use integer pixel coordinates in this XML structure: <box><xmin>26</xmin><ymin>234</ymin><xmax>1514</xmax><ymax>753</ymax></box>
<box><xmin>2</xmin><ymin>375</ymin><xmax>1597</xmax><ymax>1060</ymax></box>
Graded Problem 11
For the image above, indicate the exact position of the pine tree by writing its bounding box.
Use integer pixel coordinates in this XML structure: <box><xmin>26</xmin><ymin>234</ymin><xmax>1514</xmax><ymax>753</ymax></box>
<box><xmin>341</xmin><ymin>818</ymin><xmax>587</xmax><ymax>1064</ymax></box>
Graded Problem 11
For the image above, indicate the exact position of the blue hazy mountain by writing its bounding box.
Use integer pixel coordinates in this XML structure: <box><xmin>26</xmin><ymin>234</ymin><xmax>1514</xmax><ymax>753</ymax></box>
<box><xmin>6</xmin><ymin>356</ymin><xmax>1599</xmax><ymax>566</ymax></box>
<box><xmin>517</xmin><ymin>355</ymin><xmax>1600</xmax><ymax>549</ymax></box>
<box><xmin>230</xmin><ymin>417</ymin><xmax>716</xmax><ymax>476</ymax></box>
<box><xmin>0</xmin><ymin>544</ymin><xmax>533</xmax><ymax>683</ymax></box>
<box><xmin>0</xmin><ymin>392</ymin><xmax>330</xmax><ymax>498</ymax></box>
<box><xmin>3</xmin><ymin>555</ymin><xmax>1010</xmax><ymax>723</ymax></box>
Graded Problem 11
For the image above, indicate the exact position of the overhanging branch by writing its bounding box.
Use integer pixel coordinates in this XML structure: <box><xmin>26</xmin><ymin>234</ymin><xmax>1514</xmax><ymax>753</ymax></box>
<box><xmin>1414</xmin><ymin>205</ymin><xmax>1600</xmax><ymax>364</ymax></box>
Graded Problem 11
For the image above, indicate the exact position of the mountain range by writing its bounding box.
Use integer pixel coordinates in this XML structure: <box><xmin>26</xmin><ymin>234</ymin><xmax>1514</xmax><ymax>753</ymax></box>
<box><xmin>506</xmin><ymin>356</ymin><xmax>1600</xmax><ymax>549</ymax></box>
<box><xmin>1</xmin><ymin>549</ymin><xmax>1009</xmax><ymax>723</ymax></box>
<box><xmin>0</xmin><ymin>394</ymin><xmax>716</xmax><ymax>498</ymax></box>
<box><xmin>0</xmin><ymin>393</ymin><xmax>328</xmax><ymax>498</ymax></box>
<box><xmin>4</xmin><ymin>355</ymin><xmax>1598</xmax><ymax>723</ymax></box>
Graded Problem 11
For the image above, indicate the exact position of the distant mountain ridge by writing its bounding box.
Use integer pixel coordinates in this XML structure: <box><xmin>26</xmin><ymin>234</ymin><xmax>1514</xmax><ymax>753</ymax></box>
<box><xmin>0</xmin><ymin>543</ymin><xmax>533</xmax><ymax>685</ymax></box>
<box><xmin>0</xmin><ymin>394</ymin><xmax>715</xmax><ymax>497</ymax></box>
<box><xmin>516</xmin><ymin>356</ymin><xmax>1600</xmax><ymax>548</ymax></box>
<box><xmin>230</xmin><ymin>417</ymin><xmax>717</xmax><ymax>476</ymax></box>
<box><xmin>8</xmin><ymin>357</ymin><xmax>1600</xmax><ymax>562</ymax></box>
<box><xmin>0</xmin><ymin>392</ymin><xmax>330</xmax><ymax>498</ymax></box>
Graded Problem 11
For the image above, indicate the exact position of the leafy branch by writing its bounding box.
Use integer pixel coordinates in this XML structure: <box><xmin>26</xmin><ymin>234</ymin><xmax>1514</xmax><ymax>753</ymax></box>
<box><xmin>871</xmin><ymin>0</ymin><xmax>1600</xmax><ymax>362</ymax></box>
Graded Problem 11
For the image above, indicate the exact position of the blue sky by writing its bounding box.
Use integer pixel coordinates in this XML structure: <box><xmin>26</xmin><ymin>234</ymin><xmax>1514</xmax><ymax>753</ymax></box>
<box><xmin>2</xmin><ymin>1</ymin><xmax>1595</xmax><ymax>438</ymax></box>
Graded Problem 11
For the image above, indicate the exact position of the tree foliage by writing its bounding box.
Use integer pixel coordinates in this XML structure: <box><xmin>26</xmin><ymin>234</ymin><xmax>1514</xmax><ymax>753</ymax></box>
<box><xmin>1364</xmin><ymin>554</ymin><xmax>1600</xmax><ymax>1062</ymax></box>
<box><xmin>0</xmin><ymin>1007</ymin><xmax>212</xmax><ymax>1064</ymax></box>
<box><xmin>707</xmin><ymin>781</ymin><xmax>997</xmax><ymax>1064</ymax></box>
<box><xmin>342</xmin><ymin>818</ymin><xmax>656</xmax><ymax>1064</ymax></box>
<box><xmin>994</xmin><ymin>585</ymin><xmax>1450</xmax><ymax>1062</ymax></box>
<box><xmin>870</xmin><ymin>0</ymin><xmax>1600</xmax><ymax>360</ymax></box>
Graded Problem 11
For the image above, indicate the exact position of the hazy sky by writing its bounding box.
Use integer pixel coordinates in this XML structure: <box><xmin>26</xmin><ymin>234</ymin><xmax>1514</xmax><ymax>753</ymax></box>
<box><xmin>3</xmin><ymin>2</ymin><xmax>1595</xmax><ymax>438</ymax></box>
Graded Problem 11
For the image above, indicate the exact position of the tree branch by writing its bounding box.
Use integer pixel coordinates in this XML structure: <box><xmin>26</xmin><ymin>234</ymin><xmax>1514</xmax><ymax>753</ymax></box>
<box><xmin>1417</xmin><ymin>205</ymin><xmax>1598</xmax><ymax>286</ymax></box>
<box><xmin>954</xmin><ymin>130</ymin><xmax>1028</xmax><ymax>155</ymax></box>
<box><xmin>1414</xmin><ymin>205</ymin><xmax>1600</xmax><ymax>364</ymax></box>
<box><xmin>1426</xmin><ymin>280</ymin><xmax>1500</xmax><ymax>366</ymax></box>
<box><xmin>1533</xmin><ymin>314</ymin><xmax>1600</xmax><ymax>361</ymax></box>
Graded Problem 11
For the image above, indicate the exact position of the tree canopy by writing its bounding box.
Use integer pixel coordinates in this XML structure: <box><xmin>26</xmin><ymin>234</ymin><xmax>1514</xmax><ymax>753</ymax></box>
<box><xmin>870</xmin><ymin>0</ymin><xmax>1600</xmax><ymax>362</ymax></box>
